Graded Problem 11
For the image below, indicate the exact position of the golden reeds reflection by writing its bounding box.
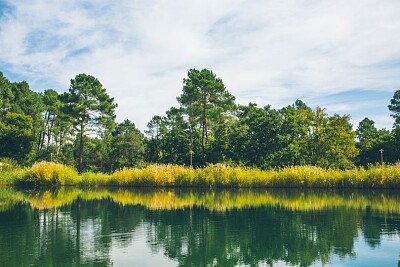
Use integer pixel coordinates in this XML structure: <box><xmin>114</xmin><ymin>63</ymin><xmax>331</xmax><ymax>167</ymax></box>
<box><xmin>1</xmin><ymin>187</ymin><xmax>400</xmax><ymax>214</ymax></box>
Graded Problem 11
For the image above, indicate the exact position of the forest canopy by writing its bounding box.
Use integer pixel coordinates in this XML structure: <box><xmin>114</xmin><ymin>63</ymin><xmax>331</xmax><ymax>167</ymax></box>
<box><xmin>0</xmin><ymin>70</ymin><xmax>399</xmax><ymax>172</ymax></box>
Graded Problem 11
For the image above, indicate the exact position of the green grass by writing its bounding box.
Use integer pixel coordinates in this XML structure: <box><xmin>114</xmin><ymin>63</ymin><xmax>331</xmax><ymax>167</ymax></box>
<box><xmin>1</xmin><ymin>161</ymin><xmax>400</xmax><ymax>188</ymax></box>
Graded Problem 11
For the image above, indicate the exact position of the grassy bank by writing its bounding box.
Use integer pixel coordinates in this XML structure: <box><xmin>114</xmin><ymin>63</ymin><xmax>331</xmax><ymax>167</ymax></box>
<box><xmin>1</xmin><ymin>161</ymin><xmax>400</xmax><ymax>188</ymax></box>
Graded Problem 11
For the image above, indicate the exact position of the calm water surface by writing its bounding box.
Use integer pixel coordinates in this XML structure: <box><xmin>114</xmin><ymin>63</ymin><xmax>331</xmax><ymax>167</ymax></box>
<box><xmin>0</xmin><ymin>188</ymin><xmax>399</xmax><ymax>267</ymax></box>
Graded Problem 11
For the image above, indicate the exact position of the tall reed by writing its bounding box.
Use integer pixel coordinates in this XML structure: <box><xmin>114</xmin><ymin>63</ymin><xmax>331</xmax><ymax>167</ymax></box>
<box><xmin>15</xmin><ymin>161</ymin><xmax>79</xmax><ymax>186</ymax></box>
<box><xmin>1</xmin><ymin>161</ymin><xmax>400</xmax><ymax>189</ymax></box>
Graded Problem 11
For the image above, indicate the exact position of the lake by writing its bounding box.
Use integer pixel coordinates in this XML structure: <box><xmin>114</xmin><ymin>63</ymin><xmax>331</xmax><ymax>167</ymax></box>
<box><xmin>0</xmin><ymin>187</ymin><xmax>399</xmax><ymax>266</ymax></box>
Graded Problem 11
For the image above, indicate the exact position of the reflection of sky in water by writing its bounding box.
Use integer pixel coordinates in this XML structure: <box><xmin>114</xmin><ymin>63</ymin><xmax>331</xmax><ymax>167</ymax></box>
<box><xmin>111</xmin><ymin>224</ymin><xmax>177</xmax><ymax>267</ymax></box>
<box><xmin>1</xmin><ymin>189</ymin><xmax>400</xmax><ymax>267</ymax></box>
<box><xmin>109</xmin><ymin>233</ymin><xmax>400</xmax><ymax>267</ymax></box>
<box><xmin>107</xmin><ymin>219</ymin><xmax>400</xmax><ymax>267</ymax></box>
<box><xmin>313</xmin><ymin>234</ymin><xmax>400</xmax><ymax>267</ymax></box>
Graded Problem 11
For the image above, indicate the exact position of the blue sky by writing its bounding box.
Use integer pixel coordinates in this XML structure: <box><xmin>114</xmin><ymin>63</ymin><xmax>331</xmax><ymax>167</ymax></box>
<box><xmin>0</xmin><ymin>0</ymin><xmax>399</xmax><ymax>131</ymax></box>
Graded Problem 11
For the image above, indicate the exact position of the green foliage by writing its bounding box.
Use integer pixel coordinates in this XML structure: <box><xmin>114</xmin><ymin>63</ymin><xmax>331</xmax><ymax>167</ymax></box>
<box><xmin>0</xmin><ymin>158</ymin><xmax>21</xmax><ymax>184</ymax></box>
<box><xmin>208</xmin><ymin>115</ymin><xmax>235</xmax><ymax>163</ymax></box>
<box><xmin>111</xmin><ymin>120</ymin><xmax>145</xmax><ymax>171</ymax></box>
<box><xmin>177</xmin><ymin>68</ymin><xmax>236</xmax><ymax>164</ymax></box>
<box><xmin>63</xmin><ymin>74</ymin><xmax>117</xmax><ymax>172</ymax></box>
<box><xmin>228</xmin><ymin>103</ymin><xmax>283</xmax><ymax>169</ymax></box>
<box><xmin>1</xmin><ymin>70</ymin><xmax>399</xmax><ymax>172</ymax></box>
<box><xmin>0</xmin><ymin>112</ymin><xmax>35</xmax><ymax>163</ymax></box>
<box><xmin>0</xmin><ymin>72</ymin><xmax>13</xmax><ymax>110</ymax></box>
<box><xmin>6</xmin><ymin>81</ymin><xmax>44</xmax><ymax>119</ymax></box>
<box><xmin>0</xmin><ymin>74</ymin><xmax>45</xmax><ymax>163</ymax></box>
<box><xmin>36</xmin><ymin>88</ymin><xmax>73</xmax><ymax>163</ymax></box>
<box><xmin>305</xmin><ymin>108</ymin><xmax>358</xmax><ymax>169</ymax></box>
<box><xmin>145</xmin><ymin>108</ymin><xmax>201</xmax><ymax>167</ymax></box>
<box><xmin>145</xmin><ymin>115</ymin><xmax>164</xmax><ymax>163</ymax></box>
<box><xmin>0</xmin><ymin>158</ymin><xmax>18</xmax><ymax>169</ymax></box>
<box><xmin>322</xmin><ymin>114</ymin><xmax>358</xmax><ymax>169</ymax></box>
<box><xmin>75</xmin><ymin>136</ymin><xmax>107</xmax><ymax>172</ymax></box>
<box><xmin>356</xmin><ymin>118</ymin><xmax>396</xmax><ymax>165</ymax></box>
<box><xmin>278</xmin><ymin>100</ymin><xmax>312</xmax><ymax>166</ymax></box>
<box><xmin>388</xmin><ymin>90</ymin><xmax>400</xmax><ymax>125</ymax></box>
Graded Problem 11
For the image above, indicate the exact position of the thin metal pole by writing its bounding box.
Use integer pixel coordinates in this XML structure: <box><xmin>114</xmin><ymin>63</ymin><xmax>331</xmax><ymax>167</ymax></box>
<box><xmin>379</xmin><ymin>149</ymin><xmax>384</xmax><ymax>164</ymax></box>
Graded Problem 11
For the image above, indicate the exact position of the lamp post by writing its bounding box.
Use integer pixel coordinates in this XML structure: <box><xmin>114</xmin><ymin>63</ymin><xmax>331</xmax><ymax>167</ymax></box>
<box><xmin>379</xmin><ymin>149</ymin><xmax>384</xmax><ymax>165</ymax></box>
<box><xmin>189</xmin><ymin>149</ymin><xmax>193</xmax><ymax>168</ymax></box>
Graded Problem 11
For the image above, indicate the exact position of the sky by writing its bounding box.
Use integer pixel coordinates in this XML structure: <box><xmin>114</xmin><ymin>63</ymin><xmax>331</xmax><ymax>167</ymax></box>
<box><xmin>0</xmin><ymin>0</ymin><xmax>399</xmax><ymax>131</ymax></box>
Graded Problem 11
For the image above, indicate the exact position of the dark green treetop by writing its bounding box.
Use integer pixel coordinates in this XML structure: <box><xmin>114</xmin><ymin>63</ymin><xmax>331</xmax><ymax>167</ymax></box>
<box><xmin>63</xmin><ymin>74</ymin><xmax>117</xmax><ymax>172</ymax></box>
<box><xmin>177</xmin><ymin>68</ymin><xmax>235</xmax><ymax>164</ymax></box>
<box><xmin>388</xmin><ymin>90</ymin><xmax>400</xmax><ymax>126</ymax></box>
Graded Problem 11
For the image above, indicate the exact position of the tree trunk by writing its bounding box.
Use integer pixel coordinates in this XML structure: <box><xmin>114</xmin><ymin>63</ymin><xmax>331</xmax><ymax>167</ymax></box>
<box><xmin>47</xmin><ymin>115</ymin><xmax>55</xmax><ymax>149</ymax></box>
<box><xmin>37</xmin><ymin>111</ymin><xmax>50</xmax><ymax>152</ymax></box>
<box><xmin>78</xmin><ymin>122</ymin><xmax>84</xmax><ymax>173</ymax></box>
<box><xmin>56</xmin><ymin>130</ymin><xmax>63</xmax><ymax>158</ymax></box>
<box><xmin>201</xmin><ymin>94</ymin><xmax>207</xmax><ymax>164</ymax></box>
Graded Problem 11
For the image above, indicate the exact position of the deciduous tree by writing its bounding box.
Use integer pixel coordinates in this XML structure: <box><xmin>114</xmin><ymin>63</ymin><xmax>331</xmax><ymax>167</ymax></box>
<box><xmin>0</xmin><ymin>112</ymin><xmax>34</xmax><ymax>162</ymax></box>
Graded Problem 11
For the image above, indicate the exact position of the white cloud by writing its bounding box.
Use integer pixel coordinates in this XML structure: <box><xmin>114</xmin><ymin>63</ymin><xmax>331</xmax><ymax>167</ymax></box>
<box><xmin>0</xmin><ymin>0</ymin><xmax>400</xmax><ymax>130</ymax></box>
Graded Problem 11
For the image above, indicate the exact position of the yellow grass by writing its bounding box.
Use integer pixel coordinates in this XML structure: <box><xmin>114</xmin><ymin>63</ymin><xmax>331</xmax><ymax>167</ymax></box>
<box><xmin>16</xmin><ymin>161</ymin><xmax>79</xmax><ymax>186</ymax></box>
<box><xmin>1</xmin><ymin>161</ymin><xmax>400</xmax><ymax>188</ymax></box>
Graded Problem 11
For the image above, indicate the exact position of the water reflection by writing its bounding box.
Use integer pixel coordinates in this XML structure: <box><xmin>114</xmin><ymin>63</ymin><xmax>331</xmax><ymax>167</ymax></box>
<box><xmin>0</xmin><ymin>188</ymin><xmax>399</xmax><ymax>266</ymax></box>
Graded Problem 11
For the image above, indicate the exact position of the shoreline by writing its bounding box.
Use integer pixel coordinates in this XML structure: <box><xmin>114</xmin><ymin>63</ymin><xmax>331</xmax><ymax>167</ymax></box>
<box><xmin>1</xmin><ymin>161</ymin><xmax>400</xmax><ymax>189</ymax></box>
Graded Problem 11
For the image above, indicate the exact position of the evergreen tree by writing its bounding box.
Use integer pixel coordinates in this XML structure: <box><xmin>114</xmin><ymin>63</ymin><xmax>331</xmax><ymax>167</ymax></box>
<box><xmin>111</xmin><ymin>120</ymin><xmax>145</xmax><ymax>171</ymax></box>
<box><xmin>63</xmin><ymin>74</ymin><xmax>117</xmax><ymax>172</ymax></box>
<box><xmin>177</xmin><ymin>69</ymin><xmax>235</xmax><ymax>164</ymax></box>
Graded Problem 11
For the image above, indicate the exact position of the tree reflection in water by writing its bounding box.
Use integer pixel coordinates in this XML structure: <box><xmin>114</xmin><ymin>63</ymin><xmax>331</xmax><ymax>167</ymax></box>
<box><xmin>0</xmin><ymin>188</ymin><xmax>399</xmax><ymax>267</ymax></box>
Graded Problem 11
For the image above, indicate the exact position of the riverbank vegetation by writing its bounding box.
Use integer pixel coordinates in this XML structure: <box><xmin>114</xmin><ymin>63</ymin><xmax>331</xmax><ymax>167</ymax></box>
<box><xmin>1</xmin><ymin>161</ymin><xmax>400</xmax><ymax>189</ymax></box>
<box><xmin>1</xmin><ymin>69</ymin><xmax>400</xmax><ymax>177</ymax></box>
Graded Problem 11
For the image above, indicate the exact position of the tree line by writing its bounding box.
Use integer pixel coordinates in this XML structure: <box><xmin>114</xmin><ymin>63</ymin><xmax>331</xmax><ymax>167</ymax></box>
<box><xmin>0</xmin><ymin>69</ymin><xmax>399</xmax><ymax>172</ymax></box>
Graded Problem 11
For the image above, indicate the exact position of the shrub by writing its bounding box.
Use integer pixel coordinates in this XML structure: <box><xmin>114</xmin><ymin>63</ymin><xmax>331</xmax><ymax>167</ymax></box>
<box><xmin>18</xmin><ymin>161</ymin><xmax>78</xmax><ymax>186</ymax></box>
